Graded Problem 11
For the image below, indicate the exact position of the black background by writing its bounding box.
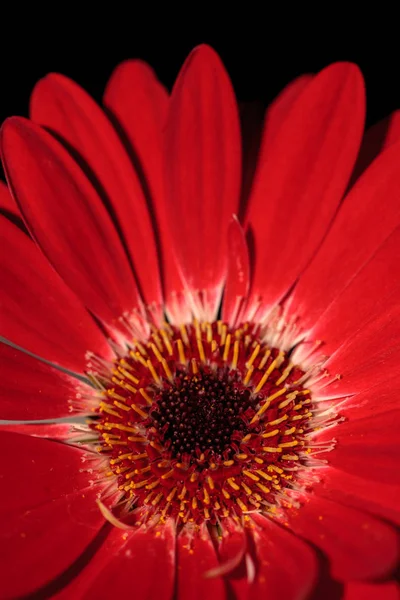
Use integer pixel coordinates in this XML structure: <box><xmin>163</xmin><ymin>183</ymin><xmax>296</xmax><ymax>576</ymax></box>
<box><xmin>0</xmin><ymin>27</ymin><xmax>398</xmax><ymax>130</ymax></box>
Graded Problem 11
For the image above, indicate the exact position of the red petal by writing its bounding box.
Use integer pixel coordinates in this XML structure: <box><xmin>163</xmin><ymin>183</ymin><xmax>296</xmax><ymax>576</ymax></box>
<box><xmin>339</xmin><ymin>379</ymin><xmax>400</xmax><ymax>420</ymax></box>
<box><xmin>288</xmin><ymin>495</ymin><xmax>399</xmax><ymax>580</ymax></box>
<box><xmin>222</xmin><ymin>216</ymin><xmax>250</xmax><ymax>326</ymax></box>
<box><xmin>245</xmin><ymin>63</ymin><xmax>365</xmax><ymax>316</ymax></box>
<box><xmin>0</xmin><ymin>343</ymin><xmax>85</xmax><ymax>419</ymax></box>
<box><xmin>165</xmin><ymin>45</ymin><xmax>241</xmax><ymax>319</ymax></box>
<box><xmin>0</xmin><ymin>179</ymin><xmax>16</xmax><ymax>213</ymax></box>
<box><xmin>240</xmin><ymin>76</ymin><xmax>313</xmax><ymax>216</ymax></box>
<box><xmin>216</xmin><ymin>520</ymin><xmax>248</xmax><ymax>599</ymax></box>
<box><xmin>250</xmin><ymin>513</ymin><xmax>317</xmax><ymax>600</ymax></box>
<box><xmin>297</xmin><ymin>225</ymin><xmax>400</xmax><ymax>360</ymax></box>
<box><xmin>178</xmin><ymin>525</ymin><xmax>225</xmax><ymax>600</ymax></box>
<box><xmin>1</xmin><ymin>488</ymin><xmax>103</xmax><ymax>598</ymax></box>
<box><xmin>0</xmin><ymin>431</ymin><xmax>95</xmax><ymax>511</ymax></box>
<box><xmin>104</xmin><ymin>59</ymin><xmax>190</xmax><ymax>324</ymax></box>
<box><xmin>287</xmin><ymin>140</ymin><xmax>400</xmax><ymax>334</ymax></box>
<box><xmin>0</xmin><ymin>431</ymin><xmax>103</xmax><ymax>597</ymax></box>
<box><xmin>257</xmin><ymin>74</ymin><xmax>313</xmax><ymax>155</ymax></box>
<box><xmin>239</xmin><ymin>101</ymin><xmax>265</xmax><ymax>214</ymax></box>
<box><xmin>351</xmin><ymin>110</ymin><xmax>400</xmax><ymax>184</ymax></box>
<box><xmin>318</xmin><ymin>411</ymin><xmax>400</xmax><ymax>485</ymax></box>
<box><xmin>317</xmin><ymin>313</ymin><xmax>400</xmax><ymax>397</ymax></box>
<box><xmin>82</xmin><ymin>520</ymin><xmax>176</xmax><ymax>600</ymax></box>
<box><xmin>0</xmin><ymin>421</ymin><xmax>74</xmax><ymax>440</ymax></box>
<box><xmin>1</xmin><ymin>117</ymin><xmax>143</xmax><ymax>334</ymax></box>
<box><xmin>343</xmin><ymin>581</ymin><xmax>400</xmax><ymax>600</ymax></box>
<box><xmin>0</xmin><ymin>217</ymin><xmax>113</xmax><ymax>371</ymax></box>
<box><xmin>30</xmin><ymin>73</ymin><xmax>163</xmax><ymax>315</ymax></box>
<box><xmin>315</xmin><ymin>467</ymin><xmax>400</xmax><ymax>525</ymax></box>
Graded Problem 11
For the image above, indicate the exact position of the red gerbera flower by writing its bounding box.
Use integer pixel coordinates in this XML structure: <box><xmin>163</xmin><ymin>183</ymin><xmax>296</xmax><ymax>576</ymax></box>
<box><xmin>0</xmin><ymin>45</ymin><xmax>399</xmax><ymax>600</ymax></box>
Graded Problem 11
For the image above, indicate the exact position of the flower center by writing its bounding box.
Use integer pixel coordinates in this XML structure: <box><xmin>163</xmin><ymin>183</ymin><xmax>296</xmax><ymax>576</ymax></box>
<box><xmin>91</xmin><ymin>320</ymin><xmax>318</xmax><ymax>526</ymax></box>
<box><xmin>152</xmin><ymin>368</ymin><xmax>254</xmax><ymax>458</ymax></box>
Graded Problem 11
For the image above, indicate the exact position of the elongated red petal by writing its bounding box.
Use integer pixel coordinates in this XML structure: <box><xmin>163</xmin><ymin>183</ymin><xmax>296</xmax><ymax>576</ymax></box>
<box><xmin>317</xmin><ymin>313</ymin><xmax>400</xmax><ymax>397</ymax></box>
<box><xmin>104</xmin><ymin>59</ymin><xmax>190</xmax><ymax>324</ymax></box>
<box><xmin>165</xmin><ymin>45</ymin><xmax>241</xmax><ymax>320</ymax></box>
<box><xmin>287</xmin><ymin>140</ymin><xmax>400</xmax><ymax>334</ymax></box>
<box><xmin>2</xmin><ymin>488</ymin><xmax>103</xmax><ymax>598</ymax></box>
<box><xmin>343</xmin><ymin>582</ymin><xmax>400</xmax><ymax>600</ymax></box>
<box><xmin>82</xmin><ymin>520</ymin><xmax>176</xmax><ymax>600</ymax></box>
<box><xmin>0</xmin><ymin>431</ymin><xmax>94</xmax><ymax>510</ymax></box>
<box><xmin>339</xmin><ymin>379</ymin><xmax>400</xmax><ymax>421</ymax></box>
<box><xmin>245</xmin><ymin>63</ymin><xmax>365</xmax><ymax>317</ymax></box>
<box><xmin>315</xmin><ymin>467</ymin><xmax>400</xmax><ymax>525</ymax></box>
<box><xmin>256</xmin><ymin>74</ymin><xmax>314</xmax><ymax>158</ymax></box>
<box><xmin>240</xmin><ymin>76</ymin><xmax>313</xmax><ymax>215</ymax></box>
<box><xmin>0</xmin><ymin>217</ymin><xmax>113</xmax><ymax>371</ymax></box>
<box><xmin>30</xmin><ymin>73</ymin><xmax>163</xmax><ymax>315</ymax></box>
<box><xmin>0</xmin><ymin>421</ymin><xmax>74</xmax><ymax>440</ymax></box>
<box><xmin>317</xmin><ymin>411</ymin><xmax>400</xmax><ymax>485</ymax></box>
<box><xmin>350</xmin><ymin>109</ymin><xmax>400</xmax><ymax>183</ymax></box>
<box><xmin>296</xmin><ymin>225</ymin><xmax>400</xmax><ymax>361</ymax></box>
<box><xmin>0</xmin><ymin>179</ymin><xmax>16</xmax><ymax>213</ymax></box>
<box><xmin>288</xmin><ymin>496</ymin><xmax>399</xmax><ymax>580</ymax></box>
<box><xmin>1</xmin><ymin>117</ymin><xmax>143</xmax><ymax>334</ymax></box>
<box><xmin>222</xmin><ymin>216</ymin><xmax>250</xmax><ymax>326</ymax></box>
<box><xmin>0</xmin><ymin>343</ymin><xmax>86</xmax><ymax>419</ymax></box>
<box><xmin>0</xmin><ymin>431</ymin><xmax>103</xmax><ymax>598</ymax></box>
<box><xmin>250</xmin><ymin>513</ymin><xmax>317</xmax><ymax>600</ymax></box>
<box><xmin>178</xmin><ymin>526</ymin><xmax>225</xmax><ymax>600</ymax></box>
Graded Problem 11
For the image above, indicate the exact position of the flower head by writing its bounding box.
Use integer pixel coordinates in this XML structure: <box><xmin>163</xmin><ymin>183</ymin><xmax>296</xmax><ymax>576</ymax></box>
<box><xmin>0</xmin><ymin>45</ymin><xmax>399</xmax><ymax>599</ymax></box>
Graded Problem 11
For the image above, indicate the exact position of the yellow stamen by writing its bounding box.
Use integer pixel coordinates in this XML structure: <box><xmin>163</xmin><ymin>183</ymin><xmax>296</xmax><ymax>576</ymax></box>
<box><xmin>255</xmin><ymin>470</ymin><xmax>273</xmax><ymax>481</ymax></box>
<box><xmin>118</xmin><ymin>367</ymin><xmax>139</xmax><ymax>385</ymax></box>
<box><xmin>223</xmin><ymin>334</ymin><xmax>232</xmax><ymax>361</ymax></box>
<box><xmin>191</xmin><ymin>358</ymin><xmax>198</xmax><ymax>374</ymax></box>
<box><xmin>251</xmin><ymin>387</ymin><xmax>287</xmax><ymax>423</ymax></box>
<box><xmin>236</xmin><ymin>498</ymin><xmax>248</xmax><ymax>512</ymax></box>
<box><xmin>227</xmin><ymin>477</ymin><xmax>240</xmax><ymax>491</ymax></box>
<box><xmin>258</xmin><ymin>348</ymin><xmax>271</xmax><ymax>369</ymax></box>
<box><xmin>231</xmin><ymin>340</ymin><xmax>240</xmax><ymax>370</ymax></box>
<box><xmin>146</xmin><ymin>479</ymin><xmax>160</xmax><ymax>490</ymax></box>
<box><xmin>151</xmin><ymin>343</ymin><xmax>164</xmax><ymax>363</ymax></box>
<box><xmin>139</xmin><ymin>388</ymin><xmax>153</xmax><ymax>406</ymax></box>
<box><xmin>161</xmin><ymin>469</ymin><xmax>174</xmax><ymax>479</ymax></box>
<box><xmin>241</xmin><ymin>482</ymin><xmax>253</xmax><ymax>495</ymax></box>
<box><xmin>197</xmin><ymin>338</ymin><xmax>206</xmax><ymax>363</ymax></box>
<box><xmin>130</xmin><ymin>404</ymin><xmax>148</xmax><ymax>419</ymax></box>
<box><xmin>160</xmin><ymin>329</ymin><xmax>173</xmax><ymax>356</ymax></box>
<box><xmin>256</xmin><ymin>483</ymin><xmax>271</xmax><ymax>494</ymax></box>
<box><xmin>161</xmin><ymin>359</ymin><xmax>174</xmax><ymax>382</ymax></box>
<box><xmin>279</xmin><ymin>440</ymin><xmax>299</xmax><ymax>448</ymax></box>
<box><xmin>146</xmin><ymin>359</ymin><xmax>160</xmax><ymax>385</ymax></box>
<box><xmin>243</xmin><ymin>470</ymin><xmax>260</xmax><ymax>482</ymax></box>
<box><xmin>219</xmin><ymin>324</ymin><xmax>227</xmax><ymax>346</ymax></box>
<box><xmin>180</xmin><ymin>324</ymin><xmax>189</xmax><ymax>346</ymax></box>
<box><xmin>243</xmin><ymin>365</ymin><xmax>254</xmax><ymax>385</ymax></box>
<box><xmin>99</xmin><ymin>403</ymin><xmax>122</xmax><ymax>418</ymax></box>
<box><xmin>177</xmin><ymin>339</ymin><xmax>186</xmax><ymax>364</ymax></box>
<box><xmin>246</xmin><ymin>343</ymin><xmax>260</xmax><ymax>368</ymax></box>
<box><xmin>261</xmin><ymin>428</ymin><xmax>280</xmax><ymax>439</ymax></box>
<box><xmin>113</xmin><ymin>401</ymin><xmax>131</xmax><ymax>412</ymax></box>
